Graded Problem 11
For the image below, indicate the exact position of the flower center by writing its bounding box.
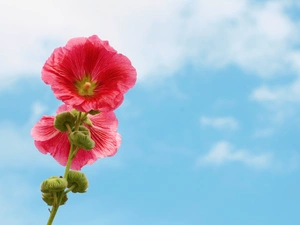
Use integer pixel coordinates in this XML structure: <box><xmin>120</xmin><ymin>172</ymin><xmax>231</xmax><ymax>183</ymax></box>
<box><xmin>83</xmin><ymin>82</ymin><xmax>92</xmax><ymax>90</ymax></box>
<box><xmin>75</xmin><ymin>76</ymin><xmax>97</xmax><ymax>97</ymax></box>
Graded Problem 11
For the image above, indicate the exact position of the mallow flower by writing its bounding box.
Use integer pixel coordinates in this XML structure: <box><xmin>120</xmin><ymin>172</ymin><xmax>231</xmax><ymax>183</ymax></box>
<box><xmin>31</xmin><ymin>105</ymin><xmax>121</xmax><ymax>170</ymax></box>
<box><xmin>42</xmin><ymin>35</ymin><xmax>137</xmax><ymax>112</ymax></box>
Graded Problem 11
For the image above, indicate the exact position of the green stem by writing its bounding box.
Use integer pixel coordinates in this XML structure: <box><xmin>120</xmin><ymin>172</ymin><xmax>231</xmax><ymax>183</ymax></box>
<box><xmin>46</xmin><ymin>205</ymin><xmax>59</xmax><ymax>225</ymax></box>
<box><xmin>74</xmin><ymin>112</ymin><xmax>82</xmax><ymax>131</ymax></box>
<box><xmin>53</xmin><ymin>192</ymin><xmax>58</xmax><ymax>205</ymax></box>
<box><xmin>46</xmin><ymin>144</ymin><xmax>75</xmax><ymax>225</ymax></box>
<box><xmin>64</xmin><ymin>144</ymin><xmax>74</xmax><ymax>178</ymax></box>
<box><xmin>71</xmin><ymin>146</ymin><xmax>79</xmax><ymax>160</ymax></box>
<box><xmin>64</xmin><ymin>184</ymin><xmax>77</xmax><ymax>194</ymax></box>
<box><xmin>65</xmin><ymin>123</ymin><xmax>72</xmax><ymax>133</ymax></box>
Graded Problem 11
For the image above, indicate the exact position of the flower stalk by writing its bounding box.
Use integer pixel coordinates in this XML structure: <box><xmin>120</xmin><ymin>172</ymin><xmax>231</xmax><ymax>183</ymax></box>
<box><xmin>46</xmin><ymin>143</ymin><xmax>75</xmax><ymax>225</ymax></box>
<box><xmin>31</xmin><ymin>35</ymin><xmax>136</xmax><ymax>225</ymax></box>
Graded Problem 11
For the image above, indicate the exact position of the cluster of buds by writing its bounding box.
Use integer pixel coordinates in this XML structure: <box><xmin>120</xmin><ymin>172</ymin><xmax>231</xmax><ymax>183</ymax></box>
<box><xmin>40</xmin><ymin>171</ymin><xmax>89</xmax><ymax>206</ymax></box>
<box><xmin>54</xmin><ymin>110</ymin><xmax>97</xmax><ymax>151</ymax></box>
<box><xmin>41</xmin><ymin>110</ymin><xmax>92</xmax><ymax>206</ymax></box>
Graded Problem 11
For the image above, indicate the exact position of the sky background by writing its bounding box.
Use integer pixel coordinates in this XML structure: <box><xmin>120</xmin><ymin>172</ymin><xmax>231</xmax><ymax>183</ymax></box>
<box><xmin>1</xmin><ymin>0</ymin><xmax>300</xmax><ymax>224</ymax></box>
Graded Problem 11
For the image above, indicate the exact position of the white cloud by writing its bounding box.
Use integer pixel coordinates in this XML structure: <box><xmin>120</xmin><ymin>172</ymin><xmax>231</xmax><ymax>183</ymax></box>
<box><xmin>196</xmin><ymin>141</ymin><xmax>272</xmax><ymax>169</ymax></box>
<box><xmin>0</xmin><ymin>0</ymin><xmax>299</xmax><ymax>88</ymax></box>
<box><xmin>28</xmin><ymin>101</ymin><xmax>48</xmax><ymax>124</ymax></box>
<box><xmin>251</xmin><ymin>79</ymin><xmax>300</xmax><ymax>104</ymax></box>
<box><xmin>200</xmin><ymin>116</ymin><xmax>239</xmax><ymax>130</ymax></box>
<box><xmin>250</xmin><ymin>79</ymin><xmax>300</xmax><ymax>123</ymax></box>
<box><xmin>31</xmin><ymin>101</ymin><xmax>47</xmax><ymax>116</ymax></box>
<box><xmin>182</xmin><ymin>0</ymin><xmax>300</xmax><ymax>76</ymax></box>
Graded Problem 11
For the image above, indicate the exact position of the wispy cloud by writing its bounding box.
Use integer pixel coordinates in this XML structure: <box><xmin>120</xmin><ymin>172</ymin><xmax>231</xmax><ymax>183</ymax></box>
<box><xmin>196</xmin><ymin>141</ymin><xmax>272</xmax><ymax>169</ymax></box>
<box><xmin>28</xmin><ymin>101</ymin><xmax>48</xmax><ymax>124</ymax></box>
<box><xmin>251</xmin><ymin>80</ymin><xmax>300</xmax><ymax>104</ymax></box>
<box><xmin>250</xmin><ymin>79</ymin><xmax>300</xmax><ymax>123</ymax></box>
<box><xmin>200</xmin><ymin>116</ymin><xmax>239</xmax><ymax>130</ymax></box>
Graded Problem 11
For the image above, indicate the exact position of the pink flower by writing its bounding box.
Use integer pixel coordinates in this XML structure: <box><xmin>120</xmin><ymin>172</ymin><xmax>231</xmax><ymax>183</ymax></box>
<box><xmin>42</xmin><ymin>35</ymin><xmax>137</xmax><ymax>112</ymax></box>
<box><xmin>31</xmin><ymin>105</ymin><xmax>121</xmax><ymax>170</ymax></box>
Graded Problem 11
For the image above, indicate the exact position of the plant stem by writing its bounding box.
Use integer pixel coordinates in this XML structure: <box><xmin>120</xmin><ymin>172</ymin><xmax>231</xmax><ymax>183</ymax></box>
<box><xmin>46</xmin><ymin>144</ymin><xmax>75</xmax><ymax>225</ymax></box>
<box><xmin>64</xmin><ymin>184</ymin><xmax>77</xmax><ymax>194</ymax></box>
<box><xmin>74</xmin><ymin>112</ymin><xmax>82</xmax><ymax>131</ymax></box>
<box><xmin>64</xmin><ymin>144</ymin><xmax>74</xmax><ymax>178</ymax></box>
<box><xmin>46</xmin><ymin>205</ymin><xmax>59</xmax><ymax>225</ymax></box>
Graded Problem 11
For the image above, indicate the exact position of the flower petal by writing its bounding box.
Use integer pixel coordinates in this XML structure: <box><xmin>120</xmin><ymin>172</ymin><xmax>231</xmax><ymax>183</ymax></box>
<box><xmin>34</xmin><ymin>132</ymin><xmax>70</xmax><ymax>167</ymax></box>
<box><xmin>31</xmin><ymin>116</ymin><xmax>59</xmax><ymax>141</ymax></box>
<box><xmin>89</xmin><ymin>111</ymin><xmax>118</xmax><ymax>130</ymax></box>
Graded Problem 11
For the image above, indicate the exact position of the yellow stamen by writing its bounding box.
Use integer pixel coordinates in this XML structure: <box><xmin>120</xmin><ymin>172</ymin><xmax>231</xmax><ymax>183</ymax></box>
<box><xmin>75</xmin><ymin>76</ymin><xmax>97</xmax><ymax>97</ymax></box>
<box><xmin>83</xmin><ymin>82</ymin><xmax>92</xmax><ymax>90</ymax></box>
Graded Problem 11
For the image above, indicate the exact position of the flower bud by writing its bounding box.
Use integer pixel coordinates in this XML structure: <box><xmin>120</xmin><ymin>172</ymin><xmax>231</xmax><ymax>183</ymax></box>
<box><xmin>78</xmin><ymin>125</ymin><xmax>90</xmax><ymax>136</ymax></box>
<box><xmin>42</xmin><ymin>192</ymin><xmax>68</xmax><ymax>206</ymax></box>
<box><xmin>67</xmin><ymin>170</ymin><xmax>89</xmax><ymax>193</ymax></box>
<box><xmin>41</xmin><ymin>176</ymin><xmax>68</xmax><ymax>193</ymax></box>
<box><xmin>88</xmin><ymin>110</ymin><xmax>100</xmax><ymax>115</ymax></box>
<box><xmin>68</xmin><ymin>131</ymin><xmax>95</xmax><ymax>150</ymax></box>
<box><xmin>54</xmin><ymin>111</ymin><xmax>76</xmax><ymax>132</ymax></box>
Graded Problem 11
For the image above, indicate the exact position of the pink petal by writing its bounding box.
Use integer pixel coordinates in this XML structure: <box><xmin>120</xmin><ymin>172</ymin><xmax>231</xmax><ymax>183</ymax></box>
<box><xmin>34</xmin><ymin>132</ymin><xmax>70</xmax><ymax>167</ymax></box>
<box><xmin>89</xmin><ymin>111</ymin><xmax>118</xmax><ymax>130</ymax></box>
<box><xmin>31</xmin><ymin>116</ymin><xmax>59</xmax><ymax>141</ymax></box>
<box><xmin>89</xmin><ymin>126</ymin><xmax>120</xmax><ymax>158</ymax></box>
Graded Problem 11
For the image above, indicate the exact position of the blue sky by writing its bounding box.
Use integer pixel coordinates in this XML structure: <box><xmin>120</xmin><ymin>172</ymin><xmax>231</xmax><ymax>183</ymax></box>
<box><xmin>1</xmin><ymin>0</ymin><xmax>300</xmax><ymax>224</ymax></box>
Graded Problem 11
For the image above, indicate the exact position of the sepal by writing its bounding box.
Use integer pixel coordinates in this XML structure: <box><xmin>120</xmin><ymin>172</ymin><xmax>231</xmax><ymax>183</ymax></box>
<box><xmin>88</xmin><ymin>110</ymin><xmax>100</xmax><ymax>115</ymax></box>
<box><xmin>78</xmin><ymin>125</ymin><xmax>90</xmax><ymax>136</ymax></box>
<box><xmin>54</xmin><ymin>111</ymin><xmax>76</xmax><ymax>132</ymax></box>
<box><xmin>42</xmin><ymin>192</ymin><xmax>68</xmax><ymax>206</ymax></box>
<box><xmin>68</xmin><ymin>131</ymin><xmax>95</xmax><ymax>150</ymax></box>
<box><xmin>41</xmin><ymin>176</ymin><xmax>68</xmax><ymax>193</ymax></box>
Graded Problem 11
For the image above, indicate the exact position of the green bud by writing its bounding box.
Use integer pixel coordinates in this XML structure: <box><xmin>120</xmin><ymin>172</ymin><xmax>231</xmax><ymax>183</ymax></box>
<box><xmin>68</xmin><ymin>131</ymin><xmax>95</xmax><ymax>150</ymax></box>
<box><xmin>42</xmin><ymin>192</ymin><xmax>68</xmax><ymax>206</ymax></box>
<box><xmin>54</xmin><ymin>111</ymin><xmax>76</xmax><ymax>132</ymax></box>
<box><xmin>71</xmin><ymin>109</ymin><xmax>80</xmax><ymax>117</ymax></box>
<box><xmin>41</xmin><ymin>176</ymin><xmax>68</xmax><ymax>193</ymax></box>
<box><xmin>88</xmin><ymin>110</ymin><xmax>100</xmax><ymax>115</ymax></box>
<box><xmin>67</xmin><ymin>171</ymin><xmax>89</xmax><ymax>193</ymax></box>
<box><xmin>78</xmin><ymin>125</ymin><xmax>90</xmax><ymax>136</ymax></box>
